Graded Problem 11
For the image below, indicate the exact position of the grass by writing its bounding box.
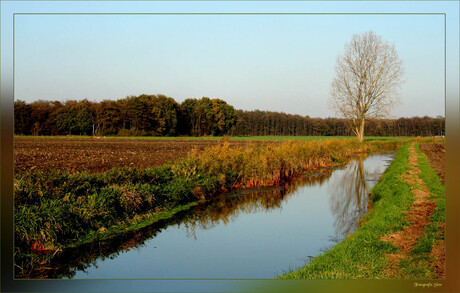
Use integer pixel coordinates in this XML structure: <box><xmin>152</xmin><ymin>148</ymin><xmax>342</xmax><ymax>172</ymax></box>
<box><xmin>398</xmin><ymin>143</ymin><xmax>445</xmax><ymax>278</ymax></box>
<box><xmin>13</xmin><ymin>200</ymin><xmax>201</xmax><ymax>278</ymax></box>
<box><xmin>15</xmin><ymin>134</ymin><xmax>414</xmax><ymax>141</ymax></box>
<box><xmin>277</xmin><ymin>141</ymin><xmax>445</xmax><ymax>279</ymax></box>
<box><xmin>171</xmin><ymin>139</ymin><xmax>408</xmax><ymax>188</ymax></box>
<box><xmin>14</xmin><ymin>140</ymin><xmax>382</xmax><ymax>254</ymax></box>
<box><xmin>277</xmin><ymin>143</ymin><xmax>415</xmax><ymax>279</ymax></box>
<box><xmin>14</xmin><ymin>166</ymin><xmax>217</xmax><ymax>250</ymax></box>
<box><xmin>65</xmin><ymin>200</ymin><xmax>202</xmax><ymax>248</ymax></box>
<box><xmin>14</xmin><ymin>137</ymin><xmax>442</xmax><ymax>278</ymax></box>
<box><xmin>15</xmin><ymin>139</ymin><xmax>370</xmax><ymax>253</ymax></box>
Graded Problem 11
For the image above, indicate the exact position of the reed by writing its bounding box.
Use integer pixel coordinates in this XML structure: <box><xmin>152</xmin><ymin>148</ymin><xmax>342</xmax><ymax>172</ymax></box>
<box><xmin>172</xmin><ymin>139</ymin><xmax>399</xmax><ymax>189</ymax></box>
<box><xmin>16</xmin><ymin>137</ymin><xmax>443</xmax><ymax>277</ymax></box>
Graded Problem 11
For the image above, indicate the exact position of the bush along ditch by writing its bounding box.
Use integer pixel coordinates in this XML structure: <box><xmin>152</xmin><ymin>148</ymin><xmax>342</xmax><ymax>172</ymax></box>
<box><xmin>14</xmin><ymin>138</ymin><xmax>421</xmax><ymax>278</ymax></box>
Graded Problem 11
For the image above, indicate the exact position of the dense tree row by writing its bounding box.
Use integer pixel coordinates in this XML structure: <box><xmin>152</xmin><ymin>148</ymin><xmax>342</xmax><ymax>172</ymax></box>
<box><xmin>14</xmin><ymin>95</ymin><xmax>238</xmax><ymax>136</ymax></box>
<box><xmin>232</xmin><ymin>110</ymin><xmax>445</xmax><ymax>137</ymax></box>
<box><xmin>14</xmin><ymin>96</ymin><xmax>444</xmax><ymax>137</ymax></box>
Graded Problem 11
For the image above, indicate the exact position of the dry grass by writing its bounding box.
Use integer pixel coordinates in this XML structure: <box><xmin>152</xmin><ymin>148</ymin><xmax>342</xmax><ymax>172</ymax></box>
<box><xmin>173</xmin><ymin>139</ymin><xmax>367</xmax><ymax>189</ymax></box>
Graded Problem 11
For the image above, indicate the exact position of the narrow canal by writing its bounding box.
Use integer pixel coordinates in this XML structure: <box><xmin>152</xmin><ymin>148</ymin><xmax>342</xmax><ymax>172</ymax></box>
<box><xmin>60</xmin><ymin>153</ymin><xmax>394</xmax><ymax>279</ymax></box>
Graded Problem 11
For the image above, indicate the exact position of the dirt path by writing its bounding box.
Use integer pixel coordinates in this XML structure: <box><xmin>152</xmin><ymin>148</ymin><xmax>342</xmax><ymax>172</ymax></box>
<box><xmin>380</xmin><ymin>143</ymin><xmax>439</xmax><ymax>278</ymax></box>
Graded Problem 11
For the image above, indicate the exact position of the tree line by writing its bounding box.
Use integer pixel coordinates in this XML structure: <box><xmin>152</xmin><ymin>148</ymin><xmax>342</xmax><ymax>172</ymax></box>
<box><xmin>14</xmin><ymin>96</ymin><xmax>444</xmax><ymax>137</ymax></box>
<box><xmin>14</xmin><ymin>95</ymin><xmax>238</xmax><ymax>137</ymax></box>
<box><xmin>232</xmin><ymin>110</ymin><xmax>444</xmax><ymax>137</ymax></box>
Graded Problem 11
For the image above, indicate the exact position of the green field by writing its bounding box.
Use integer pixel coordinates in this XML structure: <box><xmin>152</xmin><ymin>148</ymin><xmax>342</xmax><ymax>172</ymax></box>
<box><xmin>15</xmin><ymin>135</ymin><xmax>414</xmax><ymax>141</ymax></box>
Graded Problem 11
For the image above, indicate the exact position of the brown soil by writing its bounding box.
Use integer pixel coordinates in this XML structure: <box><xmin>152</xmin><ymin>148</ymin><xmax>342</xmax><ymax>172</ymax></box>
<box><xmin>429</xmin><ymin>222</ymin><xmax>446</xmax><ymax>279</ymax></box>
<box><xmin>419</xmin><ymin>143</ymin><xmax>445</xmax><ymax>184</ymax></box>
<box><xmin>14</xmin><ymin>136</ymin><xmax>277</xmax><ymax>174</ymax></box>
<box><xmin>380</xmin><ymin>143</ymin><xmax>438</xmax><ymax>278</ymax></box>
<box><xmin>419</xmin><ymin>143</ymin><xmax>446</xmax><ymax>278</ymax></box>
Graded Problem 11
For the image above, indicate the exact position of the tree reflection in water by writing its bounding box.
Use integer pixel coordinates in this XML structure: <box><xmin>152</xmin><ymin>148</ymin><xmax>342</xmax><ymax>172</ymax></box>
<box><xmin>39</xmin><ymin>172</ymin><xmax>331</xmax><ymax>278</ymax></box>
<box><xmin>31</xmin><ymin>154</ymin><xmax>392</xmax><ymax>279</ymax></box>
<box><xmin>328</xmin><ymin>154</ymin><xmax>387</xmax><ymax>239</ymax></box>
<box><xmin>183</xmin><ymin>173</ymin><xmax>331</xmax><ymax>240</ymax></box>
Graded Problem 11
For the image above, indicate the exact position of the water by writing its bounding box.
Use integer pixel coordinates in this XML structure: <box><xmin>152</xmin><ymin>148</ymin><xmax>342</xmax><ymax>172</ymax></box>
<box><xmin>60</xmin><ymin>153</ymin><xmax>394</xmax><ymax>279</ymax></box>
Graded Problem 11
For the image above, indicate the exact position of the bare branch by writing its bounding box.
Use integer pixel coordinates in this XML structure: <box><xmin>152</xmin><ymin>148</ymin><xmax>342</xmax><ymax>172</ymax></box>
<box><xmin>329</xmin><ymin>31</ymin><xmax>404</xmax><ymax>141</ymax></box>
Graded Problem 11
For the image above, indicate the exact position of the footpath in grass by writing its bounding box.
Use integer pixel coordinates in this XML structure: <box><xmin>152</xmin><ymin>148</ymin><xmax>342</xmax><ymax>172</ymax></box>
<box><xmin>277</xmin><ymin>142</ymin><xmax>445</xmax><ymax>279</ymax></box>
<box><xmin>14</xmin><ymin>138</ymin><xmax>441</xmax><ymax>278</ymax></box>
<box><xmin>395</xmin><ymin>143</ymin><xmax>445</xmax><ymax>279</ymax></box>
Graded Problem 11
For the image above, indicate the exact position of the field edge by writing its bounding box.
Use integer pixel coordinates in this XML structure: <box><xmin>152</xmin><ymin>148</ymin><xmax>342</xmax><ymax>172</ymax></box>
<box><xmin>276</xmin><ymin>142</ymin><xmax>445</xmax><ymax>279</ymax></box>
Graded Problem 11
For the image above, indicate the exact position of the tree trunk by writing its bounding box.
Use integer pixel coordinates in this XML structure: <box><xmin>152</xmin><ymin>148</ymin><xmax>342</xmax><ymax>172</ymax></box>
<box><xmin>356</xmin><ymin>118</ymin><xmax>365</xmax><ymax>142</ymax></box>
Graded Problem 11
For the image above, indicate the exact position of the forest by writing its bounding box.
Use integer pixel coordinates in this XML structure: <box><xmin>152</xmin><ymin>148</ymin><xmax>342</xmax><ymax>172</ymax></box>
<box><xmin>14</xmin><ymin>95</ymin><xmax>445</xmax><ymax>137</ymax></box>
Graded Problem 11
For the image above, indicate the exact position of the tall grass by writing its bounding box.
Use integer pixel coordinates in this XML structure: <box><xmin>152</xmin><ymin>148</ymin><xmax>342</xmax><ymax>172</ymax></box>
<box><xmin>172</xmin><ymin>139</ymin><xmax>385</xmax><ymax>189</ymax></box>
<box><xmin>17</xmin><ymin>137</ymin><xmax>441</xmax><ymax>277</ymax></box>
<box><xmin>14</xmin><ymin>139</ymin><xmax>415</xmax><ymax>250</ymax></box>
<box><xmin>14</xmin><ymin>166</ymin><xmax>214</xmax><ymax>250</ymax></box>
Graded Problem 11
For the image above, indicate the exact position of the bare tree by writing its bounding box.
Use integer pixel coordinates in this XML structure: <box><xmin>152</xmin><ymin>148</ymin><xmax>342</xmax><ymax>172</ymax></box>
<box><xmin>330</xmin><ymin>31</ymin><xmax>404</xmax><ymax>141</ymax></box>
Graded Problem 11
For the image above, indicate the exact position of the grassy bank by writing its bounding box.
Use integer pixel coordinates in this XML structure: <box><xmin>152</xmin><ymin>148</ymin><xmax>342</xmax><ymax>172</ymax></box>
<box><xmin>277</xmin><ymin>142</ymin><xmax>445</xmax><ymax>279</ymax></box>
<box><xmin>15</xmin><ymin>138</ymin><xmax>438</xmax><ymax>277</ymax></box>
<box><xmin>398</xmin><ymin>143</ymin><xmax>445</xmax><ymax>278</ymax></box>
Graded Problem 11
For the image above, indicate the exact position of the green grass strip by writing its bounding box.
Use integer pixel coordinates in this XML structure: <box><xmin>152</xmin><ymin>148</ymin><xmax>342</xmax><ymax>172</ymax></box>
<box><xmin>15</xmin><ymin>135</ymin><xmax>410</xmax><ymax>141</ymax></box>
<box><xmin>66</xmin><ymin>201</ymin><xmax>201</xmax><ymax>249</ymax></box>
<box><xmin>277</xmin><ymin>143</ymin><xmax>415</xmax><ymax>279</ymax></box>
<box><xmin>399</xmin><ymin>143</ymin><xmax>445</xmax><ymax>279</ymax></box>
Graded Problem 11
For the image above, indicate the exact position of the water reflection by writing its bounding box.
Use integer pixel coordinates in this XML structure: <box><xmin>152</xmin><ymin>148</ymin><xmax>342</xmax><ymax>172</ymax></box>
<box><xmin>36</xmin><ymin>153</ymin><xmax>393</xmax><ymax>279</ymax></box>
<box><xmin>42</xmin><ymin>210</ymin><xmax>191</xmax><ymax>278</ymax></box>
<box><xmin>43</xmin><ymin>172</ymin><xmax>333</xmax><ymax>279</ymax></box>
<box><xmin>328</xmin><ymin>154</ymin><xmax>393</xmax><ymax>238</ymax></box>
<box><xmin>183</xmin><ymin>173</ymin><xmax>331</xmax><ymax>240</ymax></box>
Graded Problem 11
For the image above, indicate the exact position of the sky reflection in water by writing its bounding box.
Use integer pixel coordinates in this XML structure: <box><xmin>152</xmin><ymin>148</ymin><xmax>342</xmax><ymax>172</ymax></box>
<box><xmin>65</xmin><ymin>153</ymin><xmax>394</xmax><ymax>279</ymax></box>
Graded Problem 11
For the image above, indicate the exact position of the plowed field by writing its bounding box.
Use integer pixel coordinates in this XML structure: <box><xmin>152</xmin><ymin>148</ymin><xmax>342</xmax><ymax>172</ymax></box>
<box><xmin>419</xmin><ymin>143</ymin><xmax>445</xmax><ymax>184</ymax></box>
<box><xmin>14</xmin><ymin>137</ymin><xmax>276</xmax><ymax>174</ymax></box>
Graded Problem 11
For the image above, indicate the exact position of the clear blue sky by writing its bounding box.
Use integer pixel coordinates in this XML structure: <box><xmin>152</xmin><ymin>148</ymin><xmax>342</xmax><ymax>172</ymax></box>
<box><xmin>10</xmin><ymin>1</ymin><xmax>458</xmax><ymax>118</ymax></box>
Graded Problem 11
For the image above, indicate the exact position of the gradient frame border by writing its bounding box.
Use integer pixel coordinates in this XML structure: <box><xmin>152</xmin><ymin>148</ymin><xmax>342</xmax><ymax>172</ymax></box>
<box><xmin>1</xmin><ymin>2</ymin><xmax>459</xmax><ymax>293</ymax></box>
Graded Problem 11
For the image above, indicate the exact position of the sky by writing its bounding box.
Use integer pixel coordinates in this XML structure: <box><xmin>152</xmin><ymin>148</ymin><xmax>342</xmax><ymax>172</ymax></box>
<box><xmin>9</xmin><ymin>1</ymin><xmax>458</xmax><ymax>119</ymax></box>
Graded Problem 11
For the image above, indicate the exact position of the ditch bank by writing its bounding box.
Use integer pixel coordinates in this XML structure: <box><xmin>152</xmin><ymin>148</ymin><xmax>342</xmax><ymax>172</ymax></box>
<box><xmin>13</xmin><ymin>138</ymin><xmax>425</xmax><ymax>278</ymax></box>
<box><xmin>277</xmin><ymin>141</ymin><xmax>445</xmax><ymax>279</ymax></box>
